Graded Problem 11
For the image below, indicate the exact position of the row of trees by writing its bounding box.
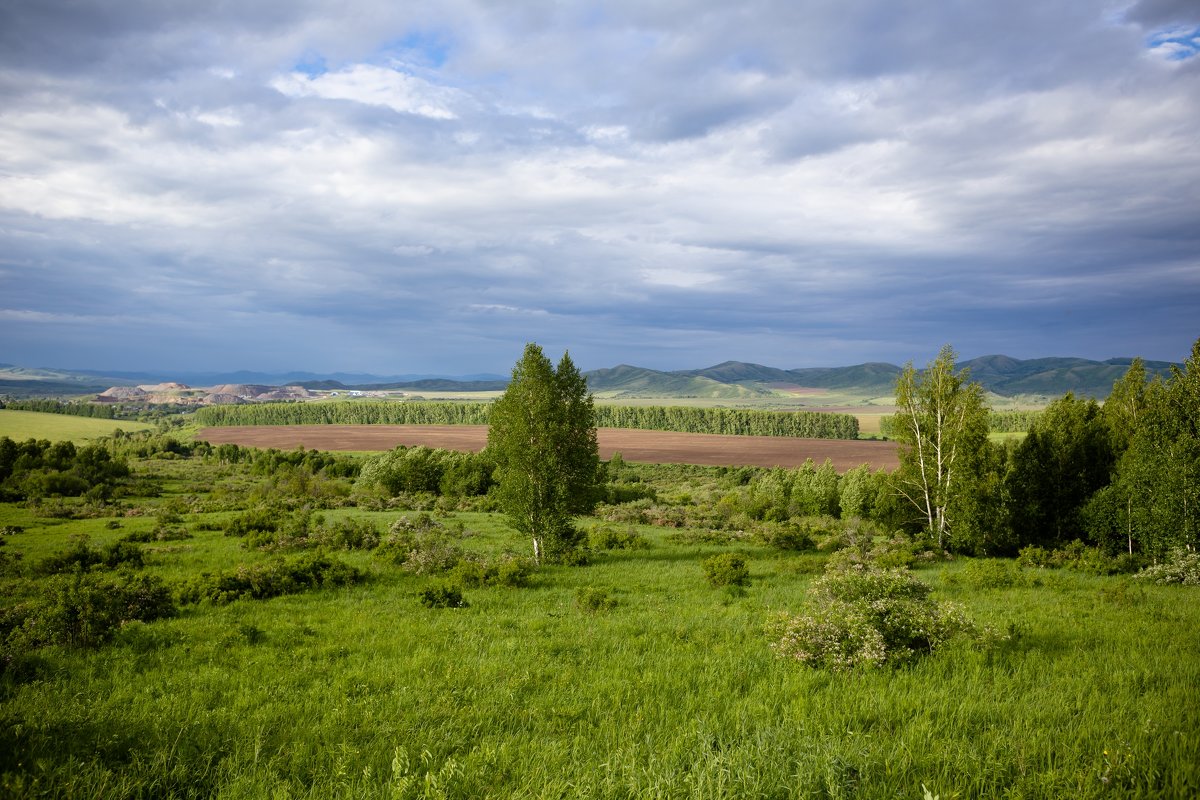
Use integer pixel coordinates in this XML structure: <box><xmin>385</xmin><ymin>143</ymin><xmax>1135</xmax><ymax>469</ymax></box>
<box><xmin>0</xmin><ymin>399</ymin><xmax>118</xmax><ymax>419</ymax></box>
<box><xmin>889</xmin><ymin>341</ymin><xmax>1200</xmax><ymax>559</ymax></box>
<box><xmin>593</xmin><ymin>406</ymin><xmax>858</xmax><ymax>439</ymax></box>
<box><xmin>882</xmin><ymin>409</ymin><xmax>1045</xmax><ymax>437</ymax></box>
<box><xmin>194</xmin><ymin>398</ymin><xmax>858</xmax><ymax>440</ymax></box>
<box><xmin>193</xmin><ymin>401</ymin><xmax>490</xmax><ymax>427</ymax></box>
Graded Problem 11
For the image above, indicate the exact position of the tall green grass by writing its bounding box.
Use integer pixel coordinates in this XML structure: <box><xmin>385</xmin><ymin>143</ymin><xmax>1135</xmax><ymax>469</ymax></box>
<box><xmin>0</xmin><ymin>409</ymin><xmax>152</xmax><ymax>443</ymax></box>
<box><xmin>1</xmin><ymin>470</ymin><xmax>1197</xmax><ymax>797</ymax></box>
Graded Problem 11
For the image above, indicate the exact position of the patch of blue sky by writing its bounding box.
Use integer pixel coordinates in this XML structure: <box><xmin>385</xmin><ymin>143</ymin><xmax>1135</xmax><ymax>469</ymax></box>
<box><xmin>1147</xmin><ymin>26</ymin><xmax>1200</xmax><ymax>61</ymax></box>
<box><xmin>293</xmin><ymin>50</ymin><xmax>328</xmax><ymax>77</ymax></box>
<box><xmin>380</xmin><ymin>30</ymin><xmax>451</xmax><ymax>68</ymax></box>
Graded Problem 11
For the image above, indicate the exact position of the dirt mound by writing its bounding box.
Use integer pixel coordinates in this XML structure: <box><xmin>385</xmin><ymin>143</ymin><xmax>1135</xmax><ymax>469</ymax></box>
<box><xmin>98</xmin><ymin>386</ymin><xmax>147</xmax><ymax>400</ymax></box>
<box><xmin>136</xmin><ymin>382</ymin><xmax>190</xmax><ymax>392</ymax></box>
<box><xmin>208</xmin><ymin>384</ymin><xmax>273</xmax><ymax>397</ymax></box>
<box><xmin>203</xmin><ymin>393</ymin><xmax>246</xmax><ymax>405</ymax></box>
<box><xmin>257</xmin><ymin>385</ymin><xmax>313</xmax><ymax>400</ymax></box>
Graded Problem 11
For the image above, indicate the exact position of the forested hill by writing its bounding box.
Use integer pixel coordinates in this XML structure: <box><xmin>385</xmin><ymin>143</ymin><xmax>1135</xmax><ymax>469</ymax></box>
<box><xmin>582</xmin><ymin>356</ymin><xmax>1180</xmax><ymax>399</ymax></box>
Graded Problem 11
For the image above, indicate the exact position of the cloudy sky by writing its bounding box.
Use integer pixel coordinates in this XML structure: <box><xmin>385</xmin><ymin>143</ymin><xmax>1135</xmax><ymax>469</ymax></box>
<box><xmin>1</xmin><ymin>0</ymin><xmax>1198</xmax><ymax>376</ymax></box>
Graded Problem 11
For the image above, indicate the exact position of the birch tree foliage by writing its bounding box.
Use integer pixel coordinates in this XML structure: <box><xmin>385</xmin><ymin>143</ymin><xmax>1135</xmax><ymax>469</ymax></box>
<box><xmin>486</xmin><ymin>343</ymin><xmax>600</xmax><ymax>563</ymax></box>
<box><xmin>890</xmin><ymin>345</ymin><xmax>989</xmax><ymax>550</ymax></box>
<box><xmin>1104</xmin><ymin>339</ymin><xmax>1200</xmax><ymax>559</ymax></box>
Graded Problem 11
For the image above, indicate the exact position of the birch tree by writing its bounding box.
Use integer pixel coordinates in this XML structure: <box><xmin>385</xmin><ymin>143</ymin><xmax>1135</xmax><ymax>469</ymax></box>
<box><xmin>487</xmin><ymin>343</ymin><xmax>600</xmax><ymax>563</ymax></box>
<box><xmin>890</xmin><ymin>345</ymin><xmax>988</xmax><ymax>550</ymax></box>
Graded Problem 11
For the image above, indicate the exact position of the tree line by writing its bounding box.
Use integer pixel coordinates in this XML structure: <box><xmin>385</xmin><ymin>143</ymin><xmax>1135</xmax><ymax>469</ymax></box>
<box><xmin>194</xmin><ymin>400</ymin><xmax>859</xmax><ymax>439</ymax></box>
<box><xmin>879</xmin><ymin>409</ymin><xmax>1043</xmax><ymax>437</ymax></box>
<box><xmin>883</xmin><ymin>340</ymin><xmax>1200</xmax><ymax>561</ymax></box>
<box><xmin>0</xmin><ymin>399</ymin><xmax>118</xmax><ymax>419</ymax></box>
<box><xmin>593</xmin><ymin>405</ymin><xmax>858</xmax><ymax>438</ymax></box>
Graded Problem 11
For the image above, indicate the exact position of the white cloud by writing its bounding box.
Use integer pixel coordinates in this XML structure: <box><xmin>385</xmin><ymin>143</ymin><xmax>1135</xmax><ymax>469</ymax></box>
<box><xmin>270</xmin><ymin>64</ymin><xmax>462</xmax><ymax>119</ymax></box>
<box><xmin>0</xmin><ymin>0</ymin><xmax>1197</xmax><ymax>371</ymax></box>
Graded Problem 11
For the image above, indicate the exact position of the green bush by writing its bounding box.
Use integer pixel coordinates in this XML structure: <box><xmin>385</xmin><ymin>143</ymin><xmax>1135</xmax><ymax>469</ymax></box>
<box><xmin>3</xmin><ymin>571</ymin><xmax>176</xmax><ymax>659</ymax></box>
<box><xmin>449</xmin><ymin>559</ymin><xmax>488</xmax><ymax>588</ymax></box>
<box><xmin>756</xmin><ymin>524</ymin><xmax>817</xmax><ymax>551</ymax></box>
<box><xmin>317</xmin><ymin>517</ymin><xmax>380</xmax><ymax>550</ymax></box>
<box><xmin>770</xmin><ymin>565</ymin><xmax>978</xmax><ymax>670</ymax></box>
<box><xmin>449</xmin><ymin>555</ymin><xmax>535</xmax><ymax>589</ymax></box>
<box><xmin>702</xmin><ymin>553</ymin><xmax>749</xmax><ymax>587</ymax></box>
<box><xmin>0</xmin><ymin>540</ymin><xmax>21</xmax><ymax>576</ymax></box>
<box><xmin>945</xmin><ymin>558</ymin><xmax>1027</xmax><ymax>589</ymax></box>
<box><xmin>588</xmin><ymin>525</ymin><xmax>650</xmax><ymax>551</ymax></box>
<box><xmin>824</xmin><ymin>528</ymin><xmax>925</xmax><ymax>572</ymax></box>
<box><xmin>1016</xmin><ymin>545</ymin><xmax>1053</xmax><ymax>568</ymax></box>
<box><xmin>35</xmin><ymin>538</ymin><xmax>145</xmax><ymax>575</ymax></box>
<box><xmin>491</xmin><ymin>555</ymin><xmax>535</xmax><ymax>587</ymax></box>
<box><xmin>223</xmin><ymin>506</ymin><xmax>280</xmax><ymax>537</ymax></box>
<box><xmin>374</xmin><ymin>515</ymin><xmax>464</xmax><ymax>572</ymax></box>
<box><xmin>575</xmin><ymin>586</ymin><xmax>618</xmax><ymax>613</ymax></box>
<box><xmin>418</xmin><ymin>583</ymin><xmax>467</xmax><ymax>609</ymax></box>
<box><xmin>603</xmin><ymin>482</ymin><xmax>658</xmax><ymax>505</ymax></box>
<box><xmin>178</xmin><ymin>552</ymin><xmax>363</xmax><ymax>604</ymax></box>
<box><xmin>1043</xmin><ymin>540</ymin><xmax>1145</xmax><ymax>575</ymax></box>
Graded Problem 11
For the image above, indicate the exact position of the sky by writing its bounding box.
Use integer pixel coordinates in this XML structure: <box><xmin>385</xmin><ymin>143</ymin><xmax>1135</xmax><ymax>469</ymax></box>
<box><xmin>1</xmin><ymin>0</ymin><xmax>1198</xmax><ymax>376</ymax></box>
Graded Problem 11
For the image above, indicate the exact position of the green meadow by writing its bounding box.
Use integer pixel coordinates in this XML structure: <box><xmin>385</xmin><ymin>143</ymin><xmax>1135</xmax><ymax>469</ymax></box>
<box><xmin>1</xmin><ymin>449</ymin><xmax>1197</xmax><ymax>798</ymax></box>
<box><xmin>0</xmin><ymin>409</ymin><xmax>152</xmax><ymax>443</ymax></box>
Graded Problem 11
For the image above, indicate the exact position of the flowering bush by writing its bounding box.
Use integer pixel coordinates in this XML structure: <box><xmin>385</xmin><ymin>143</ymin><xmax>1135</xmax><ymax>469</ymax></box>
<box><xmin>770</xmin><ymin>565</ymin><xmax>976</xmax><ymax>670</ymax></box>
<box><xmin>1134</xmin><ymin>548</ymin><xmax>1200</xmax><ymax>585</ymax></box>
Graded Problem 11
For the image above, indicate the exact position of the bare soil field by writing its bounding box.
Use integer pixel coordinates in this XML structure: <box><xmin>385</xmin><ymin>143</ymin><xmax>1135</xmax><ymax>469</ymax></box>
<box><xmin>197</xmin><ymin>425</ymin><xmax>899</xmax><ymax>471</ymax></box>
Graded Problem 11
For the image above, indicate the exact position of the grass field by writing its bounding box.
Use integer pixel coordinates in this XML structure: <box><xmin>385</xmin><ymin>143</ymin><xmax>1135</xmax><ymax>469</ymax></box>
<box><xmin>1</xmin><ymin>453</ymin><xmax>1197</xmax><ymax>798</ymax></box>
<box><xmin>0</xmin><ymin>409</ymin><xmax>152</xmax><ymax>442</ymax></box>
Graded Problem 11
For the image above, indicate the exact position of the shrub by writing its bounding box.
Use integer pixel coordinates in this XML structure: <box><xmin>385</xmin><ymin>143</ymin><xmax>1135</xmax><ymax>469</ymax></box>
<box><xmin>1134</xmin><ymin>549</ymin><xmax>1200</xmax><ymax>585</ymax></box>
<box><xmin>589</xmin><ymin>525</ymin><xmax>650</xmax><ymax>551</ymax></box>
<box><xmin>603</xmin><ymin>482</ymin><xmax>658</xmax><ymax>505</ymax></box>
<box><xmin>316</xmin><ymin>517</ymin><xmax>380</xmax><ymax>550</ymax></box>
<box><xmin>449</xmin><ymin>555</ymin><xmax>535</xmax><ymax>589</ymax></box>
<box><xmin>945</xmin><ymin>558</ymin><xmax>1027</xmax><ymax>589</ymax></box>
<box><xmin>491</xmin><ymin>555</ymin><xmax>534</xmax><ymax>588</ymax></box>
<box><xmin>0</xmin><ymin>540</ymin><xmax>21</xmax><ymax>577</ymax></box>
<box><xmin>178</xmin><ymin>552</ymin><xmax>363</xmax><ymax>604</ymax></box>
<box><xmin>756</xmin><ymin>524</ymin><xmax>817</xmax><ymax>551</ymax></box>
<box><xmin>404</xmin><ymin>530</ymin><xmax>465</xmax><ymax>575</ymax></box>
<box><xmin>35</xmin><ymin>537</ymin><xmax>144</xmax><ymax>575</ymax></box>
<box><xmin>449</xmin><ymin>559</ymin><xmax>488</xmax><ymax>588</ymax></box>
<box><xmin>223</xmin><ymin>506</ymin><xmax>280</xmax><ymax>537</ymax></box>
<box><xmin>702</xmin><ymin>553</ymin><xmax>749</xmax><ymax>587</ymax></box>
<box><xmin>419</xmin><ymin>583</ymin><xmax>467</xmax><ymax>609</ymax></box>
<box><xmin>575</xmin><ymin>586</ymin><xmax>618</xmax><ymax>613</ymax></box>
<box><xmin>824</xmin><ymin>529</ymin><xmax>925</xmax><ymax>572</ymax></box>
<box><xmin>4</xmin><ymin>572</ymin><xmax>176</xmax><ymax>656</ymax></box>
<box><xmin>1016</xmin><ymin>545</ymin><xmax>1053</xmax><ymax>568</ymax></box>
<box><xmin>771</xmin><ymin>565</ymin><xmax>977</xmax><ymax>670</ymax></box>
<box><xmin>1045</xmin><ymin>540</ymin><xmax>1145</xmax><ymax>575</ymax></box>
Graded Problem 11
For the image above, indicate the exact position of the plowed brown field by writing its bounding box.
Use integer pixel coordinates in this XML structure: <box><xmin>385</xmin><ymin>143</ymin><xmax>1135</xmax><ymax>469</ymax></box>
<box><xmin>197</xmin><ymin>425</ymin><xmax>898</xmax><ymax>471</ymax></box>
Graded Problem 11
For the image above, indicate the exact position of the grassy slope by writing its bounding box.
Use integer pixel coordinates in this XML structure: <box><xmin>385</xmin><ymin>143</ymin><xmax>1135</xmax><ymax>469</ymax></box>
<box><xmin>0</xmin><ymin>409</ymin><xmax>152</xmax><ymax>442</ymax></box>
<box><xmin>1</xmin><ymin>480</ymin><xmax>1196</xmax><ymax>797</ymax></box>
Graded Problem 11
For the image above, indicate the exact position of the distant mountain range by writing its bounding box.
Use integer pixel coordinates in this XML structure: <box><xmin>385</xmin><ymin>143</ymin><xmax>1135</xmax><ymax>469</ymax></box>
<box><xmin>0</xmin><ymin>356</ymin><xmax>1179</xmax><ymax>401</ymax></box>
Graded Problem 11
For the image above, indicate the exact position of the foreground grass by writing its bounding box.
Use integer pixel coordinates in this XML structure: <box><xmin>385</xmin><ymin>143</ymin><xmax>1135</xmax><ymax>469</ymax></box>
<box><xmin>0</xmin><ymin>409</ymin><xmax>152</xmax><ymax>443</ymax></box>
<box><xmin>2</xmin><ymin>506</ymin><xmax>1197</xmax><ymax>798</ymax></box>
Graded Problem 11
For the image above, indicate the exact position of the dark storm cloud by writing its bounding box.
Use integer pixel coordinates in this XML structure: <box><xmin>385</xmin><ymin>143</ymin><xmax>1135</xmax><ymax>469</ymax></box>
<box><xmin>0</xmin><ymin>0</ymin><xmax>1197</xmax><ymax>374</ymax></box>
